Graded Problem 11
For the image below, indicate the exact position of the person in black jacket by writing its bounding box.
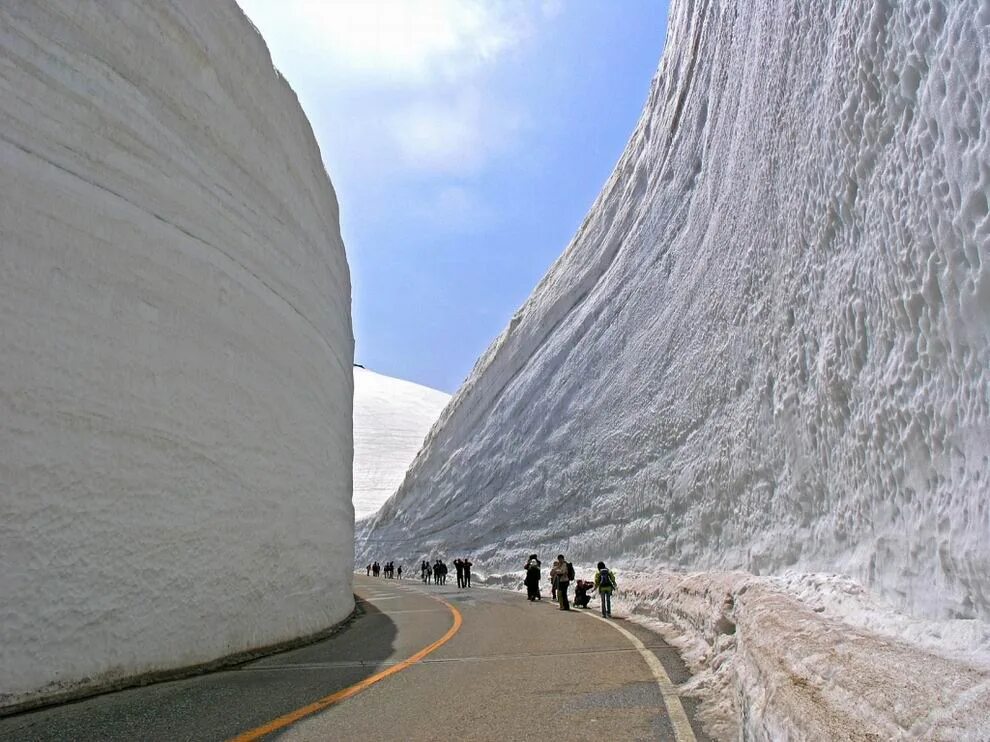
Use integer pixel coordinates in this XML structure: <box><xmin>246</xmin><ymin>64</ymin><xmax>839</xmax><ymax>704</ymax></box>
<box><xmin>524</xmin><ymin>554</ymin><xmax>542</xmax><ymax>601</ymax></box>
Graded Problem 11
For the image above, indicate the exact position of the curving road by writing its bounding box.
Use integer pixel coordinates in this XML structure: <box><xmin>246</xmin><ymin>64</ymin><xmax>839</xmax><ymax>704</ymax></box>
<box><xmin>0</xmin><ymin>576</ymin><xmax>710</xmax><ymax>741</ymax></box>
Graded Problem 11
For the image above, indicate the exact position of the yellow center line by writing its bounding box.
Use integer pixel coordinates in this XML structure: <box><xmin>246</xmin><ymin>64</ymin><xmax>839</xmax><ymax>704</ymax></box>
<box><xmin>227</xmin><ymin>592</ymin><xmax>463</xmax><ymax>741</ymax></box>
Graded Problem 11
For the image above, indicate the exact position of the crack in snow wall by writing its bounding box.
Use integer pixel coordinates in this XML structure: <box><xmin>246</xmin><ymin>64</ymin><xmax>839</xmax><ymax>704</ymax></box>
<box><xmin>359</xmin><ymin>0</ymin><xmax>990</xmax><ymax>622</ymax></box>
<box><xmin>0</xmin><ymin>1</ymin><xmax>353</xmax><ymax>710</ymax></box>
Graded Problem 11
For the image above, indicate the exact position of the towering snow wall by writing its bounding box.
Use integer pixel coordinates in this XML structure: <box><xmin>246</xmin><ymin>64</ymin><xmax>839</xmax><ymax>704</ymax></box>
<box><xmin>360</xmin><ymin>0</ymin><xmax>990</xmax><ymax>622</ymax></box>
<box><xmin>0</xmin><ymin>1</ymin><xmax>353</xmax><ymax>710</ymax></box>
<box><xmin>353</xmin><ymin>367</ymin><xmax>450</xmax><ymax>520</ymax></box>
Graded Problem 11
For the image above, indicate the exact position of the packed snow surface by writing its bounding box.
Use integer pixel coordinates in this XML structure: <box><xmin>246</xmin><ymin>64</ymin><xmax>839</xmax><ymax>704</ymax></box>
<box><xmin>360</xmin><ymin>0</ymin><xmax>990</xmax><ymax>736</ymax></box>
<box><xmin>353</xmin><ymin>367</ymin><xmax>450</xmax><ymax>520</ymax></box>
<box><xmin>0</xmin><ymin>1</ymin><xmax>353</xmax><ymax>710</ymax></box>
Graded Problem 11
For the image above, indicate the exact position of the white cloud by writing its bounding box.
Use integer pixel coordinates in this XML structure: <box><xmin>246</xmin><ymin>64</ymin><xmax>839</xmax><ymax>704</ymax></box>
<box><xmin>389</xmin><ymin>91</ymin><xmax>525</xmax><ymax>174</ymax></box>
<box><xmin>237</xmin><ymin>0</ymin><xmax>554</xmax><ymax>177</ymax></box>
<box><xmin>240</xmin><ymin>0</ymin><xmax>531</xmax><ymax>86</ymax></box>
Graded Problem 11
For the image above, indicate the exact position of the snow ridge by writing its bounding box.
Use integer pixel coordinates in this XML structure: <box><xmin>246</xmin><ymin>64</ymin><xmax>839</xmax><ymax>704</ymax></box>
<box><xmin>0</xmin><ymin>1</ymin><xmax>353</xmax><ymax>710</ymax></box>
<box><xmin>360</xmin><ymin>0</ymin><xmax>990</xmax><ymax>625</ymax></box>
<box><xmin>353</xmin><ymin>367</ymin><xmax>450</xmax><ymax>520</ymax></box>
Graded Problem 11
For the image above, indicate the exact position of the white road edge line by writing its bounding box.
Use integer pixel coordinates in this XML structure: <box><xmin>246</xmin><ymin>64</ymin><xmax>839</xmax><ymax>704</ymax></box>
<box><xmin>581</xmin><ymin>611</ymin><xmax>697</xmax><ymax>742</ymax></box>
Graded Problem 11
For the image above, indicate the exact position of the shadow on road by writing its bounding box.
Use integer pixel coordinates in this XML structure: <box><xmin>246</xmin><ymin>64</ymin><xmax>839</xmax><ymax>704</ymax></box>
<box><xmin>0</xmin><ymin>596</ymin><xmax>399</xmax><ymax>742</ymax></box>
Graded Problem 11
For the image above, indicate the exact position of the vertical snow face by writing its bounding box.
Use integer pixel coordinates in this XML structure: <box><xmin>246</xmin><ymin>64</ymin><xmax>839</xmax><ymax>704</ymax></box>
<box><xmin>360</xmin><ymin>0</ymin><xmax>990</xmax><ymax>622</ymax></box>
<box><xmin>0</xmin><ymin>2</ymin><xmax>353</xmax><ymax>709</ymax></box>
<box><xmin>353</xmin><ymin>368</ymin><xmax>450</xmax><ymax>520</ymax></box>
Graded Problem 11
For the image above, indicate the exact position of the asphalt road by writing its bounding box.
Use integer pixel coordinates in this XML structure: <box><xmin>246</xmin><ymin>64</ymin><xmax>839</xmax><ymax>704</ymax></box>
<box><xmin>0</xmin><ymin>576</ymin><xmax>710</xmax><ymax>742</ymax></box>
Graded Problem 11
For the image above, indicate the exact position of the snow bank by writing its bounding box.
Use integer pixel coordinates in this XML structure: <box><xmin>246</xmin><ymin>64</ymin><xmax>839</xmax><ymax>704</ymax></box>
<box><xmin>353</xmin><ymin>367</ymin><xmax>450</xmax><ymax>519</ymax></box>
<box><xmin>475</xmin><ymin>567</ymin><xmax>990</xmax><ymax>739</ymax></box>
<box><xmin>359</xmin><ymin>0</ymin><xmax>990</xmax><ymax>622</ymax></box>
<box><xmin>0</xmin><ymin>1</ymin><xmax>353</xmax><ymax>711</ymax></box>
<box><xmin>618</xmin><ymin>571</ymin><xmax>990</xmax><ymax>740</ymax></box>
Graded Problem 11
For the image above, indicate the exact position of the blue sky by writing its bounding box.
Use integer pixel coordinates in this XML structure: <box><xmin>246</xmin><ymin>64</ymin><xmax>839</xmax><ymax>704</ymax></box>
<box><xmin>237</xmin><ymin>1</ymin><xmax>669</xmax><ymax>393</ymax></box>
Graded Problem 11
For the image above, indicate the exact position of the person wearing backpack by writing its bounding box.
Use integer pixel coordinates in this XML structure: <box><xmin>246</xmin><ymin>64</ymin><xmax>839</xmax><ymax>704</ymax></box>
<box><xmin>594</xmin><ymin>561</ymin><xmax>617</xmax><ymax>617</ymax></box>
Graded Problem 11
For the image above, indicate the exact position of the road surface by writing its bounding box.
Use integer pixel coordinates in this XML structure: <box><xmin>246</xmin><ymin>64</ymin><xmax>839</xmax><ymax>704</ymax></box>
<box><xmin>0</xmin><ymin>576</ymin><xmax>710</xmax><ymax>741</ymax></box>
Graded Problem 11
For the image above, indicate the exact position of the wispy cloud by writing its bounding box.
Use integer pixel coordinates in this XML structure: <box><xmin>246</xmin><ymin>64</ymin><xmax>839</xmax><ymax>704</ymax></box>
<box><xmin>243</xmin><ymin>0</ymin><xmax>532</xmax><ymax>86</ymax></box>
<box><xmin>238</xmin><ymin>0</ymin><xmax>552</xmax><ymax>179</ymax></box>
<box><xmin>389</xmin><ymin>91</ymin><xmax>526</xmax><ymax>175</ymax></box>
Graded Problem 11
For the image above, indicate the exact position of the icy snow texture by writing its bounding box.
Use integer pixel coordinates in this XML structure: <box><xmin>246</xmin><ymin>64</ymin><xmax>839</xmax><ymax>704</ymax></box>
<box><xmin>353</xmin><ymin>367</ymin><xmax>450</xmax><ymax>520</ymax></box>
<box><xmin>617</xmin><ymin>571</ymin><xmax>990</xmax><ymax>740</ymax></box>
<box><xmin>0</xmin><ymin>1</ymin><xmax>353</xmax><ymax>710</ymax></box>
<box><xmin>360</xmin><ymin>0</ymin><xmax>990</xmax><ymax>626</ymax></box>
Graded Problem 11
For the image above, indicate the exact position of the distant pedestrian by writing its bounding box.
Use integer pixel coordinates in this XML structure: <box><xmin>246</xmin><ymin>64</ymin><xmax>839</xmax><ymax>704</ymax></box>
<box><xmin>594</xmin><ymin>561</ymin><xmax>616</xmax><ymax>618</ymax></box>
<box><xmin>366</xmin><ymin>564</ymin><xmax>371</xmax><ymax>576</ymax></box>
<box><xmin>462</xmin><ymin>558</ymin><xmax>473</xmax><ymax>587</ymax></box>
<box><xmin>433</xmin><ymin>560</ymin><xmax>441</xmax><ymax>585</ymax></box>
<box><xmin>524</xmin><ymin>555</ymin><xmax>542</xmax><ymax>601</ymax></box>
<box><xmin>397</xmin><ymin>565</ymin><xmax>403</xmax><ymax>579</ymax></box>
<box><xmin>454</xmin><ymin>558</ymin><xmax>464</xmax><ymax>588</ymax></box>
<box><xmin>550</xmin><ymin>554</ymin><xmax>572</xmax><ymax>610</ymax></box>
<box><xmin>440</xmin><ymin>560</ymin><xmax>448</xmax><ymax>585</ymax></box>
<box><xmin>421</xmin><ymin>560</ymin><xmax>429</xmax><ymax>583</ymax></box>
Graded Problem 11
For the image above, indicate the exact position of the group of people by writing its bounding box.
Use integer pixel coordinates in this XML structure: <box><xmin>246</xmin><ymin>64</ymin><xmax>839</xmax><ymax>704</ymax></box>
<box><xmin>524</xmin><ymin>554</ymin><xmax>617</xmax><ymax>618</ymax></box>
<box><xmin>366</xmin><ymin>561</ymin><xmax>402</xmax><ymax>579</ymax></box>
<box><xmin>366</xmin><ymin>553</ymin><xmax>616</xmax><ymax>617</ymax></box>
<box><xmin>419</xmin><ymin>558</ymin><xmax>473</xmax><ymax>588</ymax></box>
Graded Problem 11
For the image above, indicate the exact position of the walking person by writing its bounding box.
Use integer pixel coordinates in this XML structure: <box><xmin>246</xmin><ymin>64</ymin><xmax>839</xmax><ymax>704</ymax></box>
<box><xmin>462</xmin><ymin>557</ymin><xmax>473</xmax><ymax>587</ymax></box>
<box><xmin>397</xmin><ymin>565</ymin><xmax>402</xmax><ymax>579</ymax></box>
<box><xmin>366</xmin><ymin>564</ymin><xmax>371</xmax><ymax>576</ymax></box>
<box><xmin>524</xmin><ymin>554</ymin><xmax>542</xmax><ymax>601</ymax></box>
<box><xmin>550</xmin><ymin>554</ymin><xmax>572</xmax><ymax>610</ymax></box>
<box><xmin>421</xmin><ymin>560</ymin><xmax>429</xmax><ymax>583</ymax></box>
<box><xmin>594</xmin><ymin>561</ymin><xmax>617</xmax><ymax>617</ymax></box>
<box><xmin>454</xmin><ymin>558</ymin><xmax>464</xmax><ymax>588</ymax></box>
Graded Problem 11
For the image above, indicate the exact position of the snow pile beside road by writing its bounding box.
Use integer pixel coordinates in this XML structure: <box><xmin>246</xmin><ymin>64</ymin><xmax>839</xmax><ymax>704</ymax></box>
<box><xmin>617</xmin><ymin>572</ymin><xmax>990</xmax><ymax>741</ymax></box>
<box><xmin>474</xmin><ymin>565</ymin><xmax>990</xmax><ymax>738</ymax></box>
<box><xmin>353</xmin><ymin>367</ymin><xmax>450</xmax><ymax>519</ymax></box>
<box><xmin>0</xmin><ymin>1</ymin><xmax>352</xmax><ymax>711</ymax></box>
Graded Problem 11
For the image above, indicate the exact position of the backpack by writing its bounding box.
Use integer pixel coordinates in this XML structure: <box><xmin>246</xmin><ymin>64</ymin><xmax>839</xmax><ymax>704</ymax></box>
<box><xmin>566</xmin><ymin>561</ymin><xmax>575</xmax><ymax>581</ymax></box>
<box><xmin>598</xmin><ymin>568</ymin><xmax>613</xmax><ymax>589</ymax></box>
